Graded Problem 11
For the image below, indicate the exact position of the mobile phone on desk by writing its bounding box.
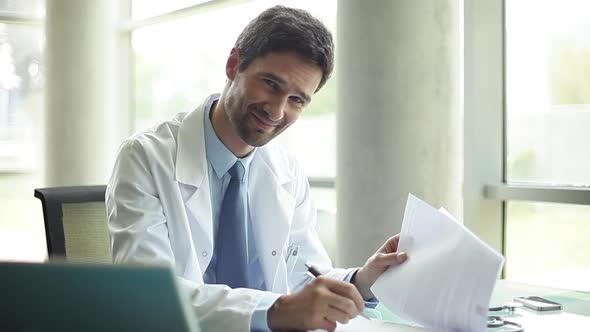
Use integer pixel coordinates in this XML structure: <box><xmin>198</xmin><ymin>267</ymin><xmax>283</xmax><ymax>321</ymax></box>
<box><xmin>514</xmin><ymin>296</ymin><xmax>562</xmax><ymax>311</ymax></box>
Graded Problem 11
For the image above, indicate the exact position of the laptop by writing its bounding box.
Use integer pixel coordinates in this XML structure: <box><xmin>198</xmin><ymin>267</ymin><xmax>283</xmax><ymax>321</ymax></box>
<box><xmin>0</xmin><ymin>262</ymin><xmax>200</xmax><ymax>332</ymax></box>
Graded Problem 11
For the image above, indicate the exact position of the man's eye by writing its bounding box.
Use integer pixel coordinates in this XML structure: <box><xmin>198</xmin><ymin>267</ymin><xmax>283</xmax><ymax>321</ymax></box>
<box><xmin>290</xmin><ymin>96</ymin><xmax>305</xmax><ymax>105</ymax></box>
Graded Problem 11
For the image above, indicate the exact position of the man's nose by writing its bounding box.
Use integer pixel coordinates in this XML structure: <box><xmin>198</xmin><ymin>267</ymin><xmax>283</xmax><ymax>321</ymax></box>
<box><xmin>264</xmin><ymin>96</ymin><xmax>288</xmax><ymax>122</ymax></box>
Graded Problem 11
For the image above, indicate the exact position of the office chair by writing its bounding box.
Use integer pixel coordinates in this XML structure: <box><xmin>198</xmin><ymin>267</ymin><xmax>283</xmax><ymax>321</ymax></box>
<box><xmin>34</xmin><ymin>185</ymin><xmax>111</xmax><ymax>263</ymax></box>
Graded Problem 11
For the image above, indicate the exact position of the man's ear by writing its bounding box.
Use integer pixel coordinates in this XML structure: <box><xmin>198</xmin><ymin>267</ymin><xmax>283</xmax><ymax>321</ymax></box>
<box><xmin>226</xmin><ymin>48</ymin><xmax>239</xmax><ymax>81</ymax></box>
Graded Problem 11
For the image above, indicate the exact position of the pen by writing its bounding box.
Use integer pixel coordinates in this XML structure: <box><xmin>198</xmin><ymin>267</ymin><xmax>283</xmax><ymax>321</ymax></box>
<box><xmin>286</xmin><ymin>244</ymin><xmax>299</xmax><ymax>264</ymax></box>
<box><xmin>305</xmin><ymin>262</ymin><xmax>371</xmax><ymax>320</ymax></box>
<box><xmin>286</xmin><ymin>243</ymin><xmax>293</xmax><ymax>263</ymax></box>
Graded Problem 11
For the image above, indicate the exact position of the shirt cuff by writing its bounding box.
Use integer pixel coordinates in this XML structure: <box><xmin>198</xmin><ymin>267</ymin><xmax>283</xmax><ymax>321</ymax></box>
<box><xmin>363</xmin><ymin>296</ymin><xmax>380</xmax><ymax>309</ymax></box>
<box><xmin>343</xmin><ymin>268</ymin><xmax>357</xmax><ymax>283</ymax></box>
<box><xmin>345</xmin><ymin>268</ymin><xmax>380</xmax><ymax>308</ymax></box>
<box><xmin>251</xmin><ymin>292</ymin><xmax>282</xmax><ymax>332</ymax></box>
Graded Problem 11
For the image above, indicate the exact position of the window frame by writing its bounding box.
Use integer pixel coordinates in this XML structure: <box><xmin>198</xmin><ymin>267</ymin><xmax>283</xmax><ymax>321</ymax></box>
<box><xmin>0</xmin><ymin>13</ymin><xmax>42</xmax><ymax>26</ymax></box>
<box><xmin>464</xmin><ymin>0</ymin><xmax>590</xmax><ymax>275</ymax></box>
<box><xmin>122</xmin><ymin>0</ymin><xmax>253</xmax><ymax>31</ymax></box>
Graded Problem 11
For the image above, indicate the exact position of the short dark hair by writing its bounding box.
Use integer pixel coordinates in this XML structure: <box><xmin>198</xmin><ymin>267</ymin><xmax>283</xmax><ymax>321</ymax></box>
<box><xmin>234</xmin><ymin>5</ymin><xmax>334</xmax><ymax>92</ymax></box>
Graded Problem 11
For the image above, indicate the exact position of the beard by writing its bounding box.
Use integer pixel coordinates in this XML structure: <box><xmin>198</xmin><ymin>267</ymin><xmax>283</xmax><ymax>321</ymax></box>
<box><xmin>230</xmin><ymin>102</ymin><xmax>289</xmax><ymax>147</ymax></box>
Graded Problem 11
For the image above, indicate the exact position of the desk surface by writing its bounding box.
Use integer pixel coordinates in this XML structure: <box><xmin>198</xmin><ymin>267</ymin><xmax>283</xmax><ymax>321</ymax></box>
<box><xmin>491</xmin><ymin>279</ymin><xmax>590</xmax><ymax>316</ymax></box>
<box><xmin>353</xmin><ymin>280</ymin><xmax>590</xmax><ymax>332</ymax></box>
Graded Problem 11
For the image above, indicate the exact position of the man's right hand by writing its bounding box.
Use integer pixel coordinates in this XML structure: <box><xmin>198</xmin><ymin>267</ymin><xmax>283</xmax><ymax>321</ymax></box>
<box><xmin>266</xmin><ymin>276</ymin><xmax>365</xmax><ymax>331</ymax></box>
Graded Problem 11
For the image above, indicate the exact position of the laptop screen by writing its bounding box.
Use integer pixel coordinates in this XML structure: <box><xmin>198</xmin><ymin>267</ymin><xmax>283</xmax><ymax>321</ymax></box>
<box><xmin>0</xmin><ymin>262</ymin><xmax>200</xmax><ymax>332</ymax></box>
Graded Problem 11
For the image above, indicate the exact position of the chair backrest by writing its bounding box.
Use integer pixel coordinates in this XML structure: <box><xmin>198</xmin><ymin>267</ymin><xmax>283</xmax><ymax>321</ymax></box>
<box><xmin>34</xmin><ymin>185</ymin><xmax>110</xmax><ymax>262</ymax></box>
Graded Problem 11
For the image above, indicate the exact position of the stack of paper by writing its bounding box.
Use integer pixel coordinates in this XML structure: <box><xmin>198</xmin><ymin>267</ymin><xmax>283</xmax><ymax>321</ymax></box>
<box><xmin>371</xmin><ymin>194</ymin><xmax>504</xmax><ymax>332</ymax></box>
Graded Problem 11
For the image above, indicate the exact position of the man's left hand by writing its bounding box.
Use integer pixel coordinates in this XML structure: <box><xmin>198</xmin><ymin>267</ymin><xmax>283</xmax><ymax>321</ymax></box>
<box><xmin>352</xmin><ymin>234</ymin><xmax>407</xmax><ymax>299</ymax></box>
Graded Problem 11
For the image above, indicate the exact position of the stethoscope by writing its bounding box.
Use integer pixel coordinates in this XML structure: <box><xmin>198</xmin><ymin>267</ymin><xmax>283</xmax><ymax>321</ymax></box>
<box><xmin>487</xmin><ymin>315</ymin><xmax>524</xmax><ymax>332</ymax></box>
<box><xmin>487</xmin><ymin>302</ymin><xmax>525</xmax><ymax>331</ymax></box>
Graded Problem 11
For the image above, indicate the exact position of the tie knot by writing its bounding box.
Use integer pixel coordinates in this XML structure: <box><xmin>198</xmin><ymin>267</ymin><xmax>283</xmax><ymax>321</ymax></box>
<box><xmin>228</xmin><ymin>161</ymin><xmax>245</xmax><ymax>182</ymax></box>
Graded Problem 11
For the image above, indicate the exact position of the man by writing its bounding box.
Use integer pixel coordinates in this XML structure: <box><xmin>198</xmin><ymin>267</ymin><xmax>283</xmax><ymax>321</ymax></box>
<box><xmin>107</xmin><ymin>5</ymin><xmax>407</xmax><ymax>332</ymax></box>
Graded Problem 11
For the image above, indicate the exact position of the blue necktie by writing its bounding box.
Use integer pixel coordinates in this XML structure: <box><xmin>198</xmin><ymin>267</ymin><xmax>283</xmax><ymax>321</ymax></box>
<box><xmin>215</xmin><ymin>161</ymin><xmax>249</xmax><ymax>288</ymax></box>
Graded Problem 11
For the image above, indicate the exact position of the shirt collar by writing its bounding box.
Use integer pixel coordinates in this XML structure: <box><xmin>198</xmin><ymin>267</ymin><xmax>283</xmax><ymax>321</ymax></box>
<box><xmin>203</xmin><ymin>94</ymin><xmax>257</xmax><ymax>179</ymax></box>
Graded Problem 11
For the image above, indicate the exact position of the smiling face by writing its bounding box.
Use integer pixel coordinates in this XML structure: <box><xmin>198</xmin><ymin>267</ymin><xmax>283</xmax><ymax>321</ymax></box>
<box><xmin>221</xmin><ymin>49</ymin><xmax>323</xmax><ymax>149</ymax></box>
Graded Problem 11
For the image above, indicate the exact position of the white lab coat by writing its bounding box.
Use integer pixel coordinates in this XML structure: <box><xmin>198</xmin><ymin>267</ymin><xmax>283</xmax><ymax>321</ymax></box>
<box><xmin>106</xmin><ymin>98</ymin><xmax>355</xmax><ymax>331</ymax></box>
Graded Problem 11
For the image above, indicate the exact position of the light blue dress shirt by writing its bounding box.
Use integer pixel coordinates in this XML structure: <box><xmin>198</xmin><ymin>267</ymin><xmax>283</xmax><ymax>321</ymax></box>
<box><xmin>201</xmin><ymin>94</ymin><xmax>280</xmax><ymax>331</ymax></box>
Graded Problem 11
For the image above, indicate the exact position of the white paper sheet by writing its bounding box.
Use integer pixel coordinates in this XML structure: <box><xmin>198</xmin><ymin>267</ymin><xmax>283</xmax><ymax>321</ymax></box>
<box><xmin>335</xmin><ymin>317</ymin><xmax>439</xmax><ymax>332</ymax></box>
<box><xmin>371</xmin><ymin>194</ymin><xmax>505</xmax><ymax>332</ymax></box>
<box><xmin>310</xmin><ymin>316</ymin><xmax>440</xmax><ymax>332</ymax></box>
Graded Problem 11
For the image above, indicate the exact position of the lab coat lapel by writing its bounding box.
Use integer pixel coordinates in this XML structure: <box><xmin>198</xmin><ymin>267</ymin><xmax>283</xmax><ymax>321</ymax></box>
<box><xmin>249</xmin><ymin>147</ymin><xmax>295</xmax><ymax>292</ymax></box>
<box><xmin>175</xmin><ymin>101</ymin><xmax>214</xmax><ymax>272</ymax></box>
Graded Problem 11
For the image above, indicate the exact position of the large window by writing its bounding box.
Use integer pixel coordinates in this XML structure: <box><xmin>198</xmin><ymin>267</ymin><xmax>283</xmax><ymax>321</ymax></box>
<box><xmin>504</xmin><ymin>0</ymin><xmax>590</xmax><ymax>290</ymax></box>
<box><xmin>505</xmin><ymin>201</ymin><xmax>590</xmax><ymax>291</ymax></box>
<box><xmin>0</xmin><ymin>24</ymin><xmax>43</xmax><ymax>172</ymax></box>
<box><xmin>465</xmin><ymin>0</ymin><xmax>590</xmax><ymax>292</ymax></box>
<box><xmin>0</xmin><ymin>1</ymin><xmax>46</xmax><ymax>262</ymax></box>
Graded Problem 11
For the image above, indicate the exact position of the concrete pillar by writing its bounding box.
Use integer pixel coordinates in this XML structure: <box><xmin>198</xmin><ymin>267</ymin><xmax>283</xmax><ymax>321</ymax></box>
<box><xmin>45</xmin><ymin>0</ymin><xmax>126</xmax><ymax>186</ymax></box>
<box><xmin>336</xmin><ymin>0</ymin><xmax>461</xmax><ymax>266</ymax></box>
